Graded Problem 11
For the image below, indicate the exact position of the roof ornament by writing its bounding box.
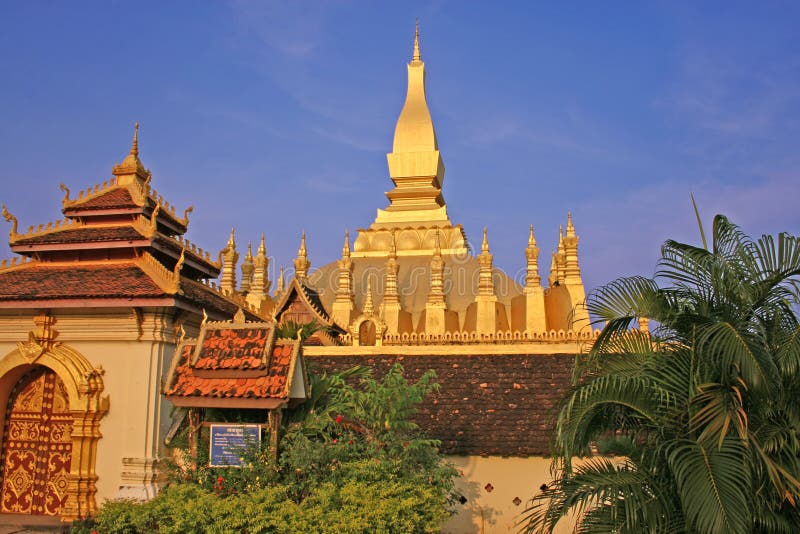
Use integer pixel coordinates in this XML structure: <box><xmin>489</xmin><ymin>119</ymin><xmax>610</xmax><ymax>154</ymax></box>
<box><xmin>566</xmin><ymin>211</ymin><xmax>576</xmax><ymax>237</ymax></box>
<box><xmin>412</xmin><ymin>18</ymin><xmax>421</xmax><ymax>62</ymax></box>
<box><xmin>342</xmin><ymin>229</ymin><xmax>351</xmax><ymax>258</ymax></box>
<box><xmin>528</xmin><ymin>224</ymin><xmax>536</xmax><ymax>247</ymax></box>
<box><xmin>147</xmin><ymin>202</ymin><xmax>160</xmax><ymax>236</ymax></box>
<box><xmin>1</xmin><ymin>204</ymin><xmax>19</xmax><ymax>239</ymax></box>
<box><xmin>363</xmin><ymin>278</ymin><xmax>375</xmax><ymax>317</ymax></box>
<box><xmin>130</xmin><ymin>121</ymin><xmax>140</xmax><ymax>157</ymax></box>
<box><xmin>481</xmin><ymin>226</ymin><xmax>490</xmax><ymax>254</ymax></box>
<box><xmin>233</xmin><ymin>307</ymin><xmax>246</xmax><ymax>323</ymax></box>
<box><xmin>59</xmin><ymin>183</ymin><xmax>71</xmax><ymax>203</ymax></box>
<box><xmin>276</xmin><ymin>266</ymin><xmax>285</xmax><ymax>295</ymax></box>
<box><xmin>294</xmin><ymin>231</ymin><xmax>310</xmax><ymax>280</ymax></box>
<box><xmin>181</xmin><ymin>205</ymin><xmax>193</xmax><ymax>226</ymax></box>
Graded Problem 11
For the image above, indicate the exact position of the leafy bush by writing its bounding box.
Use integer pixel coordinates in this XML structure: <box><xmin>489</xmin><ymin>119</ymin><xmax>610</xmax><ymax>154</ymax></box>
<box><xmin>81</xmin><ymin>363</ymin><xmax>457</xmax><ymax>533</ymax></box>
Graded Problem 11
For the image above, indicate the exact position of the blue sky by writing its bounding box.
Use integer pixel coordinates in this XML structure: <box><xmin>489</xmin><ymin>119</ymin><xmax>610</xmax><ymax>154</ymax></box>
<box><xmin>1</xmin><ymin>1</ymin><xmax>798</xmax><ymax>294</ymax></box>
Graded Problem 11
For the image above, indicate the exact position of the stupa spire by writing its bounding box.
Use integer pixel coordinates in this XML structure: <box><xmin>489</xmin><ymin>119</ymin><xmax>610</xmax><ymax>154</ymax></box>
<box><xmin>293</xmin><ymin>232</ymin><xmax>310</xmax><ymax>281</ymax></box>
<box><xmin>220</xmin><ymin>228</ymin><xmax>239</xmax><ymax>293</ymax></box>
<box><xmin>113</xmin><ymin>122</ymin><xmax>149</xmax><ymax>183</ymax></box>
<box><xmin>240</xmin><ymin>242</ymin><xmax>254</xmax><ymax>293</ymax></box>
<box><xmin>248</xmin><ymin>233</ymin><xmax>270</xmax><ymax>301</ymax></box>
<box><xmin>412</xmin><ymin>18</ymin><xmax>421</xmax><ymax>62</ymax></box>
<box><xmin>130</xmin><ymin>122</ymin><xmax>140</xmax><ymax>157</ymax></box>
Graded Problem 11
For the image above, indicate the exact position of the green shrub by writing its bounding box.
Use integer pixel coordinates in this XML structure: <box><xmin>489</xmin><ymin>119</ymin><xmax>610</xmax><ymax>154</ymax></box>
<box><xmin>82</xmin><ymin>363</ymin><xmax>458</xmax><ymax>533</ymax></box>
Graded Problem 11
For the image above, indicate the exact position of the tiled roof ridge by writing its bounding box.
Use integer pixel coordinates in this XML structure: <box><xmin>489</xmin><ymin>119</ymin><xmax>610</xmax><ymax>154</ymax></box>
<box><xmin>61</xmin><ymin>177</ymin><xmax>129</xmax><ymax>209</ymax></box>
<box><xmin>167</xmin><ymin>234</ymin><xmax>220</xmax><ymax>269</ymax></box>
<box><xmin>163</xmin><ymin>337</ymin><xmax>197</xmax><ymax>395</ymax></box>
<box><xmin>62</xmin><ymin>178</ymin><xmax>192</xmax><ymax>229</ymax></box>
<box><xmin>136</xmin><ymin>251</ymin><xmax>181</xmax><ymax>294</ymax></box>
<box><xmin>186</xmin><ymin>278</ymin><xmax>264</xmax><ymax>318</ymax></box>
<box><xmin>0</xmin><ymin>255</ymin><xmax>37</xmax><ymax>273</ymax></box>
<box><xmin>9</xmin><ymin>217</ymin><xmax>81</xmax><ymax>243</ymax></box>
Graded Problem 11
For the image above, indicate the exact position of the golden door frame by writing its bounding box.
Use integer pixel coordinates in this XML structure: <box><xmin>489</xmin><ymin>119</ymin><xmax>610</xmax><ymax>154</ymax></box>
<box><xmin>0</xmin><ymin>344</ymin><xmax>108</xmax><ymax>521</ymax></box>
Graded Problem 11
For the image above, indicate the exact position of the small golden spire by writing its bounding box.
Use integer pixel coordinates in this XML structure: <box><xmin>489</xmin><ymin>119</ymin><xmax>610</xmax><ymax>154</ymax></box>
<box><xmin>131</xmin><ymin>122</ymin><xmax>140</xmax><ymax>156</ymax></box>
<box><xmin>227</xmin><ymin>228</ymin><xmax>236</xmax><ymax>248</ymax></box>
<box><xmin>434</xmin><ymin>228</ymin><xmax>442</xmax><ymax>256</ymax></box>
<box><xmin>257</xmin><ymin>233</ymin><xmax>266</xmax><ymax>256</ymax></box>
<box><xmin>245</xmin><ymin>242</ymin><xmax>253</xmax><ymax>261</ymax></box>
<box><xmin>481</xmin><ymin>226</ymin><xmax>490</xmax><ymax>253</ymax></box>
<box><xmin>342</xmin><ymin>229</ymin><xmax>351</xmax><ymax>258</ymax></box>
<box><xmin>566</xmin><ymin>211</ymin><xmax>576</xmax><ymax>237</ymax></box>
<box><xmin>294</xmin><ymin>231</ymin><xmax>310</xmax><ymax>280</ymax></box>
<box><xmin>277</xmin><ymin>266</ymin><xmax>285</xmax><ymax>294</ymax></box>
<box><xmin>412</xmin><ymin>18</ymin><xmax>421</xmax><ymax>62</ymax></box>
<box><xmin>363</xmin><ymin>278</ymin><xmax>375</xmax><ymax>316</ymax></box>
<box><xmin>528</xmin><ymin>224</ymin><xmax>536</xmax><ymax>247</ymax></box>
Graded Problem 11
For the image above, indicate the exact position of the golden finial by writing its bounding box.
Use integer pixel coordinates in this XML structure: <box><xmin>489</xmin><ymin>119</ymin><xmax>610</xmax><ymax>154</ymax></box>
<box><xmin>244</xmin><ymin>242</ymin><xmax>253</xmax><ymax>262</ymax></box>
<box><xmin>528</xmin><ymin>224</ymin><xmax>536</xmax><ymax>247</ymax></box>
<box><xmin>257</xmin><ymin>233</ymin><xmax>266</xmax><ymax>256</ymax></box>
<box><xmin>131</xmin><ymin>122</ymin><xmax>140</xmax><ymax>156</ymax></box>
<box><xmin>294</xmin><ymin>231</ymin><xmax>310</xmax><ymax>280</ymax></box>
<box><xmin>482</xmin><ymin>226</ymin><xmax>489</xmax><ymax>253</ymax></box>
<box><xmin>227</xmin><ymin>228</ymin><xmax>236</xmax><ymax>248</ymax></box>
<box><xmin>277</xmin><ymin>266</ymin><xmax>285</xmax><ymax>293</ymax></box>
<box><xmin>412</xmin><ymin>18</ymin><xmax>421</xmax><ymax>62</ymax></box>
<box><xmin>342</xmin><ymin>229</ymin><xmax>351</xmax><ymax>258</ymax></box>
<box><xmin>434</xmin><ymin>228</ymin><xmax>441</xmax><ymax>256</ymax></box>
<box><xmin>363</xmin><ymin>277</ymin><xmax>375</xmax><ymax>316</ymax></box>
<box><xmin>299</xmin><ymin>231</ymin><xmax>307</xmax><ymax>256</ymax></box>
<box><xmin>566</xmin><ymin>212</ymin><xmax>576</xmax><ymax>237</ymax></box>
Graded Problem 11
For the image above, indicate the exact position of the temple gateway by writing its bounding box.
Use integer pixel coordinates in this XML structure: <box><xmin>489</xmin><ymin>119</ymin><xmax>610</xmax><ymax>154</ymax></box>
<box><xmin>0</xmin><ymin>26</ymin><xmax>600</xmax><ymax>532</ymax></box>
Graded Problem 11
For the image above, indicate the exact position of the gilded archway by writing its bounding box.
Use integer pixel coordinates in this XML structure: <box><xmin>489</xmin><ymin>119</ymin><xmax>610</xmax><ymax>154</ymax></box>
<box><xmin>0</xmin><ymin>315</ymin><xmax>108</xmax><ymax>521</ymax></box>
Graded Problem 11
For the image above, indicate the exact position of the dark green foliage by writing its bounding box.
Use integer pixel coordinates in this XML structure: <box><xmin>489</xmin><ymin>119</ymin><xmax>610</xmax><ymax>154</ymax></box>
<box><xmin>82</xmin><ymin>363</ymin><xmax>457</xmax><ymax>533</ymax></box>
<box><xmin>522</xmin><ymin>215</ymin><xmax>800</xmax><ymax>533</ymax></box>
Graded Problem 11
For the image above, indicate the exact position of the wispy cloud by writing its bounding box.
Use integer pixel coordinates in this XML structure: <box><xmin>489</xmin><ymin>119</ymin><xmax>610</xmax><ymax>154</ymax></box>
<box><xmin>228</xmin><ymin>0</ymin><xmax>333</xmax><ymax>59</ymax></box>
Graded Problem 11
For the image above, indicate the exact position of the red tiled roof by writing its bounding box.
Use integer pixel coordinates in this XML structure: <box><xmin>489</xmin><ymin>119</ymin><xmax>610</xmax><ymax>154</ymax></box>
<box><xmin>166</xmin><ymin>341</ymin><xmax>295</xmax><ymax>400</ymax></box>
<box><xmin>0</xmin><ymin>263</ymin><xmax>165</xmax><ymax>300</ymax></box>
<box><xmin>12</xmin><ymin>226</ymin><xmax>146</xmax><ymax>246</ymax></box>
<box><xmin>63</xmin><ymin>188</ymin><xmax>138</xmax><ymax>212</ymax></box>
<box><xmin>308</xmin><ymin>353</ymin><xmax>575</xmax><ymax>457</ymax></box>
<box><xmin>194</xmin><ymin>327</ymin><xmax>274</xmax><ymax>369</ymax></box>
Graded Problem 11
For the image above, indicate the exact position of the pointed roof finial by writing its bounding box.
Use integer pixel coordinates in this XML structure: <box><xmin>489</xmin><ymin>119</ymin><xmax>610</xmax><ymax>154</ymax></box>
<box><xmin>363</xmin><ymin>277</ymin><xmax>375</xmax><ymax>316</ymax></box>
<box><xmin>413</xmin><ymin>18</ymin><xmax>421</xmax><ymax>62</ymax></box>
<box><xmin>245</xmin><ymin>242</ymin><xmax>253</xmax><ymax>261</ymax></box>
<box><xmin>299</xmin><ymin>231</ymin><xmax>307</xmax><ymax>256</ymax></box>
<box><xmin>528</xmin><ymin>224</ymin><xmax>537</xmax><ymax>247</ymax></box>
<box><xmin>342</xmin><ymin>229</ymin><xmax>351</xmax><ymax>258</ymax></box>
<box><xmin>131</xmin><ymin>121</ymin><xmax>140</xmax><ymax>156</ymax></box>
<box><xmin>227</xmin><ymin>227</ymin><xmax>236</xmax><ymax>248</ymax></box>
<box><xmin>277</xmin><ymin>266</ymin><xmax>285</xmax><ymax>293</ymax></box>
<box><xmin>482</xmin><ymin>226</ymin><xmax>490</xmax><ymax>253</ymax></box>
<box><xmin>566</xmin><ymin>211</ymin><xmax>576</xmax><ymax>237</ymax></box>
<box><xmin>257</xmin><ymin>233</ymin><xmax>266</xmax><ymax>256</ymax></box>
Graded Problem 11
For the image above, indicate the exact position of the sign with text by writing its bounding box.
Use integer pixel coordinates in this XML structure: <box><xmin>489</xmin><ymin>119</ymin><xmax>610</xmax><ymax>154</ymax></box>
<box><xmin>208</xmin><ymin>424</ymin><xmax>262</xmax><ymax>467</ymax></box>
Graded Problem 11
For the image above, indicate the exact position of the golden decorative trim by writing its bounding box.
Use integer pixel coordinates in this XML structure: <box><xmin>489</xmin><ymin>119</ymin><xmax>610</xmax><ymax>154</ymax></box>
<box><xmin>1</xmin><ymin>204</ymin><xmax>19</xmax><ymax>240</ymax></box>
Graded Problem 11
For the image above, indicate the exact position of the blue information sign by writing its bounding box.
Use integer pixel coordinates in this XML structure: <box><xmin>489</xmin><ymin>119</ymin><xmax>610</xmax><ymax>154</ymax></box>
<box><xmin>209</xmin><ymin>424</ymin><xmax>261</xmax><ymax>467</ymax></box>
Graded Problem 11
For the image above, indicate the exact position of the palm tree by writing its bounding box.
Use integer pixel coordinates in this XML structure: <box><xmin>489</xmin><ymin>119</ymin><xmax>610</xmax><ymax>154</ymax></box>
<box><xmin>521</xmin><ymin>215</ymin><xmax>800</xmax><ymax>533</ymax></box>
